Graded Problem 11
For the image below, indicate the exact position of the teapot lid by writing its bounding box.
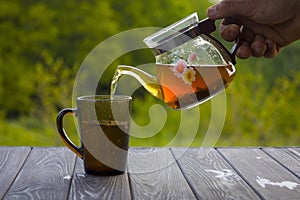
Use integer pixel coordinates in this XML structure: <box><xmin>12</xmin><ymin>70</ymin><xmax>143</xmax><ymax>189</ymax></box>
<box><xmin>144</xmin><ymin>13</ymin><xmax>216</xmax><ymax>55</ymax></box>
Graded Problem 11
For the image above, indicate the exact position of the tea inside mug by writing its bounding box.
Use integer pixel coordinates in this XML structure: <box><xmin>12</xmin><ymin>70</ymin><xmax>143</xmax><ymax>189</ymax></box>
<box><xmin>80</xmin><ymin>120</ymin><xmax>130</xmax><ymax>174</ymax></box>
<box><xmin>77</xmin><ymin>95</ymin><xmax>131</xmax><ymax>175</ymax></box>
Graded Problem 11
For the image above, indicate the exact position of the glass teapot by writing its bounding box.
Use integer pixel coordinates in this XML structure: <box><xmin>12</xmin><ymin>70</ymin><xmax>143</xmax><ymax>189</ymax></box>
<box><xmin>112</xmin><ymin>12</ymin><xmax>238</xmax><ymax>109</ymax></box>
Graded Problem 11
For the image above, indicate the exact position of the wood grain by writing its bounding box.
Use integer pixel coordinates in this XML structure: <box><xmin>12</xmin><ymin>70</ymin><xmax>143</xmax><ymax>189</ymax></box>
<box><xmin>219</xmin><ymin>148</ymin><xmax>300</xmax><ymax>200</ymax></box>
<box><xmin>1</xmin><ymin>147</ymin><xmax>299</xmax><ymax>200</ymax></box>
<box><xmin>263</xmin><ymin>147</ymin><xmax>300</xmax><ymax>178</ymax></box>
<box><xmin>171</xmin><ymin>148</ymin><xmax>260</xmax><ymax>200</ymax></box>
<box><xmin>0</xmin><ymin>147</ymin><xmax>31</xmax><ymax>199</ymax></box>
<box><xmin>68</xmin><ymin>157</ymin><xmax>131</xmax><ymax>200</ymax></box>
<box><xmin>128</xmin><ymin>148</ymin><xmax>196</xmax><ymax>200</ymax></box>
<box><xmin>4</xmin><ymin>147</ymin><xmax>76</xmax><ymax>200</ymax></box>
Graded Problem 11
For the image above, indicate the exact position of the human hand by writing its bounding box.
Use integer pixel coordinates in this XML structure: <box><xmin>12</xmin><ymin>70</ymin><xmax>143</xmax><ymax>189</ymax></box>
<box><xmin>207</xmin><ymin>0</ymin><xmax>300</xmax><ymax>59</ymax></box>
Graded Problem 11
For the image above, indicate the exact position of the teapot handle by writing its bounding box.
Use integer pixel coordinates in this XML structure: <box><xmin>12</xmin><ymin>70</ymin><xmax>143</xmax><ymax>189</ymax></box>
<box><xmin>229</xmin><ymin>38</ymin><xmax>241</xmax><ymax>65</ymax></box>
<box><xmin>230</xmin><ymin>25</ymin><xmax>250</xmax><ymax>64</ymax></box>
<box><xmin>199</xmin><ymin>18</ymin><xmax>241</xmax><ymax>65</ymax></box>
<box><xmin>219</xmin><ymin>17</ymin><xmax>255</xmax><ymax>64</ymax></box>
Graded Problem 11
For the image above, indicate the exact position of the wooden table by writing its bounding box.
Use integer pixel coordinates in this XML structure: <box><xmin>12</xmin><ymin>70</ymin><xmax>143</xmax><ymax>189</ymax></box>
<box><xmin>0</xmin><ymin>147</ymin><xmax>299</xmax><ymax>199</ymax></box>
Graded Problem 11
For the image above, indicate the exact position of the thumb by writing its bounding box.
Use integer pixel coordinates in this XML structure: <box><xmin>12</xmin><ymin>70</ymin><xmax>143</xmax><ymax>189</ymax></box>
<box><xmin>207</xmin><ymin>0</ymin><xmax>253</xmax><ymax>20</ymax></box>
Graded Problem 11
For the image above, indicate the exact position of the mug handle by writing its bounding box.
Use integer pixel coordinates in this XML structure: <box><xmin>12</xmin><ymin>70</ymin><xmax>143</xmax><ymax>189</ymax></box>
<box><xmin>56</xmin><ymin>108</ymin><xmax>83</xmax><ymax>159</ymax></box>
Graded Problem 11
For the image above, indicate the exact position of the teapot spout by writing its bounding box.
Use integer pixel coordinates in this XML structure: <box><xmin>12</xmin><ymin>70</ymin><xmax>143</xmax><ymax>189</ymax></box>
<box><xmin>113</xmin><ymin>65</ymin><xmax>164</xmax><ymax>100</ymax></box>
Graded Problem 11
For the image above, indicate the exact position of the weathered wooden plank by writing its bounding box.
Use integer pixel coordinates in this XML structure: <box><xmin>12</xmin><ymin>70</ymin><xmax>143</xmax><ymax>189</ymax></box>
<box><xmin>288</xmin><ymin>147</ymin><xmax>300</xmax><ymax>158</ymax></box>
<box><xmin>263</xmin><ymin>147</ymin><xmax>300</xmax><ymax>178</ymax></box>
<box><xmin>219</xmin><ymin>148</ymin><xmax>300</xmax><ymax>200</ymax></box>
<box><xmin>128</xmin><ymin>148</ymin><xmax>196</xmax><ymax>200</ymax></box>
<box><xmin>0</xmin><ymin>147</ymin><xmax>31</xmax><ymax>199</ymax></box>
<box><xmin>68</xmin><ymin>157</ymin><xmax>131</xmax><ymax>200</ymax></box>
<box><xmin>171</xmin><ymin>148</ymin><xmax>260</xmax><ymax>200</ymax></box>
<box><xmin>4</xmin><ymin>147</ymin><xmax>76</xmax><ymax>200</ymax></box>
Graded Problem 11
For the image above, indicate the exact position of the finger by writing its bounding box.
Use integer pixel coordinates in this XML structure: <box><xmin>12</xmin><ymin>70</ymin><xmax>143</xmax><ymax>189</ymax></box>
<box><xmin>251</xmin><ymin>35</ymin><xmax>267</xmax><ymax>57</ymax></box>
<box><xmin>264</xmin><ymin>40</ymin><xmax>282</xmax><ymax>58</ymax></box>
<box><xmin>220</xmin><ymin>23</ymin><xmax>240</xmax><ymax>42</ymax></box>
<box><xmin>233</xmin><ymin>17</ymin><xmax>289</xmax><ymax>48</ymax></box>
<box><xmin>237</xmin><ymin>41</ymin><xmax>252</xmax><ymax>59</ymax></box>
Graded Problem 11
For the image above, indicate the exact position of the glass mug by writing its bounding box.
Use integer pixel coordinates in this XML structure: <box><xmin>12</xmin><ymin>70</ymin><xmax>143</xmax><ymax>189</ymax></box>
<box><xmin>56</xmin><ymin>95</ymin><xmax>131</xmax><ymax>175</ymax></box>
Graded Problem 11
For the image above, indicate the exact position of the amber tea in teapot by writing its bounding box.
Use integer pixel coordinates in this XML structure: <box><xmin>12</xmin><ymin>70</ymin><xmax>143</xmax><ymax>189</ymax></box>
<box><xmin>111</xmin><ymin>63</ymin><xmax>235</xmax><ymax>109</ymax></box>
<box><xmin>156</xmin><ymin>63</ymin><xmax>235</xmax><ymax>109</ymax></box>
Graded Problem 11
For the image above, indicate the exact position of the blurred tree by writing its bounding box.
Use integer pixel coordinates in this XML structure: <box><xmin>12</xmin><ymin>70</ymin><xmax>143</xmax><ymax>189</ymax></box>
<box><xmin>0</xmin><ymin>0</ymin><xmax>118</xmax><ymax>117</ymax></box>
<box><xmin>0</xmin><ymin>0</ymin><xmax>300</xmax><ymax>146</ymax></box>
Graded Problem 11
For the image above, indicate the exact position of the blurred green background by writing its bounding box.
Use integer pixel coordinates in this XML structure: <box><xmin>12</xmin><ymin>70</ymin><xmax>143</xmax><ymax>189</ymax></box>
<box><xmin>1</xmin><ymin>0</ymin><xmax>300</xmax><ymax>147</ymax></box>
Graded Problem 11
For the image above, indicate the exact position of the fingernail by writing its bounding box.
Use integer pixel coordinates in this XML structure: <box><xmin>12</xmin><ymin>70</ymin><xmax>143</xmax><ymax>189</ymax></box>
<box><xmin>237</xmin><ymin>49</ymin><xmax>250</xmax><ymax>59</ymax></box>
<box><xmin>237</xmin><ymin>52</ymin><xmax>248</xmax><ymax>59</ymax></box>
<box><xmin>254</xmin><ymin>48</ymin><xmax>263</xmax><ymax>57</ymax></box>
